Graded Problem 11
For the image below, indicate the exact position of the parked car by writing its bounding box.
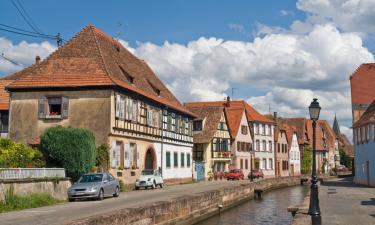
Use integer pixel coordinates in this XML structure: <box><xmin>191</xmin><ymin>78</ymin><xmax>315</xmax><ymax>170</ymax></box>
<box><xmin>226</xmin><ymin>169</ymin><xmax>244</xmax><ymax>180</ymax></box>
<box><xmin>337</xmin><ymin>165</ymin><xmax>349</xmax><ymax>172</ymax></box>
<box><xmin>68</xmin><ymin>172</ymin><xmax>120</xmax><ymax>202</ymax></box>
<box><xmin>135</xmin><ymin>169</ymin><xmax>164</xmax><ymax>190</ymax></box>
<box><xmin>248</xmin><ymin>169</ymin><xmax>264</xmax><ymax>180</ymax></box>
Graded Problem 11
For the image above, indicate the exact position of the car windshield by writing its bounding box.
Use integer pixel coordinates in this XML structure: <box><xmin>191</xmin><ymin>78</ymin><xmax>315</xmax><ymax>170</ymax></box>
<box><xmin>78</xmin><ymin>174</ymin><xmax>103</xmax><ymax>183</ymax></box>
<box><xmin>142</xmin><ymin>170</ymin><xmax>154</xmax><ymax>175</ymax></box>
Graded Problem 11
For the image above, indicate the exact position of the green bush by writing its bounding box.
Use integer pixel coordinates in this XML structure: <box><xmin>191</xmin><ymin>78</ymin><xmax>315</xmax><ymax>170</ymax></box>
<box><xmin>96</xmin><ymin>144</ymin><xmax>109</xmax><ymax>171</ymax></box>
<box><xmin>339</xmin><ymin>148</ymin><xmax>353</xmax><ymax>169</ymax></box>
<box><xmin>0</xmin><ymin>138</ymin><xmax>45</xmax><ymax>168</ymax></box>
<box><xmin>40</xmin><ymin>126</ymin><xmax>96</xmax><ymax>181</ymax></box>
<box><xmin>301</xmin><ymin>145</ymin><xmax>312</xmax><ymax>174</ymax></box>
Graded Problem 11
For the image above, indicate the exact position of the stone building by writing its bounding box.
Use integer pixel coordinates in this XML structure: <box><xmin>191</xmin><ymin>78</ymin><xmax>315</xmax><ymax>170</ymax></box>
<box><xmin>185</xmin><ymin>104</ymin><xmax>231</xmax><ymax>179</ymax></box>
<box><xmin>5</xmin><ymin>25</ymin><xmax>195</xmax><ymax>184</ymax></box>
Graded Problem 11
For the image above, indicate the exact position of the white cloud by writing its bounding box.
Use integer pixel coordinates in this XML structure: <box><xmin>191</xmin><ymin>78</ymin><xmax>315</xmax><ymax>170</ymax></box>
<box><xmin>280</xmin><ymin>10</ymin><xmax>294</xmax><ymax>17</ymax></box>
<box><xmin>0</xmin><ymin>37</ymin><xmax>56</xmax><ymax>76</ymax></box>
<box><xmin>340</xmin><ymin>125</ymin><xmax>353</xmax><ymax>143</ymax></box>
<box><xmin>297</xmin><ymin>0</ymin><xmax>375</xmax><ymax>33</ymax></box>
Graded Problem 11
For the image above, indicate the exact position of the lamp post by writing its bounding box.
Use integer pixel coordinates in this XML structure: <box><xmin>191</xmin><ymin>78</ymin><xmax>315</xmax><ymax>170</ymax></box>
<box><xmin>308</xmin><ymin>98</ymin><xmax>321</xmax><ymax>221</ymax></box>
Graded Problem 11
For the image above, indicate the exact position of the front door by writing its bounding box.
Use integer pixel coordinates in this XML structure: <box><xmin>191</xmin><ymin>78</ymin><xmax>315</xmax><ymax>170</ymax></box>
<box><xmin>277</xmin><ymin>161</ymin><xmax>281</xmax><ymax>177</ymax></box>
<box><xmin>195</xmin><ymin>161</ymin><xmax>205</xmax><ymax>181</ymax></box>
<box><xmin>145</xmin><ymin>148</ymin><xmax>155</xmax><ymax>170</ymax></box>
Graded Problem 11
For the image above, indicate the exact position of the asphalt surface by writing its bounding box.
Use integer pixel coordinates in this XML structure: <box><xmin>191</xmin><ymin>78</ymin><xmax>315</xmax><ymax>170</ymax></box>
<box><xmin>0</xmin><ymin>179</ymin><xmax>251</xmax><ymax>225</ymax></box>
<box><xmin>320</xmin><ymin>177</ymin><xmax>375</xmax><ymax>225</ymax></box>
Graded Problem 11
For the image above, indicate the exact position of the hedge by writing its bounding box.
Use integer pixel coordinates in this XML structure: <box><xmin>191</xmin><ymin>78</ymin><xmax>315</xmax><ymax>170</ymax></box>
<box><xmin>40</xmin><ymin>126</ymin><xmax>96</xmax><ymax>180</ymax></box>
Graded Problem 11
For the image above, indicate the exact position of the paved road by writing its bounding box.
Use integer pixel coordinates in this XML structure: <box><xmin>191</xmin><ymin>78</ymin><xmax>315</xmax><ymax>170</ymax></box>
<box><xmin>320</xmin><ymin>177</ymin><xmax>375</xmax><ymax>225</ymax></box>
<box><xmin>0</xmin><ymin>179</ymin><xmax>251</xmax><ymax>225</ymax></box>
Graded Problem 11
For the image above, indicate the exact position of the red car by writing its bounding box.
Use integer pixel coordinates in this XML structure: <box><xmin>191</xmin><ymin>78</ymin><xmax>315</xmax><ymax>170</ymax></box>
<box><xmin>226</xmin><ymin>169</ymin><xmax>244</xmax><ymax>180</ymax></box>
<box><xmin>248</xmin><ymin>169</ymin><xmax>264</xmax><ymax>179</ymax></box>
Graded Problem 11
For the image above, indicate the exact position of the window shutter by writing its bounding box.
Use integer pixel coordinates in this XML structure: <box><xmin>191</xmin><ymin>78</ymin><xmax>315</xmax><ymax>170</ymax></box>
<box><xmin>147</xmin><ymin>106</ymin><xmax>152</xmax><ymax>126</ymax></box>
<box><xmin>115</xmin><ymin>94</ymin><xmax>120</xmax><ymax>118</ymax></box>
<box><xmin>136</xmin><ymin>145</ymin><xmax>140</xmax><ymax>168</ymax></box>
<box><xmin>62</xmin><ymin>96</ymin><xmax>69</xmax><ymax>119</ymax></box>
<box><xmin>38</xmin><ymin>97</ymin><xmax>46</xmax><ymax>119</ymax></box>
<box><xmin>124</xmin><ymin>143</ymin><xmax>130</xmax><ymax>168</ymax></box>
<box><xmin>111</xmin><ymin>140</ymin><xmax>117</xmax><ymax>168</ymax></box>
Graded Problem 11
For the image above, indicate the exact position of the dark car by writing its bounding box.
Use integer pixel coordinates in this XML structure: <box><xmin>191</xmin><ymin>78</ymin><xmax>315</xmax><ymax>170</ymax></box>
<box><xmin>248</xmin><ymin>169</ymin><xmax>264</xmax><ymax>180</ymax></box>
<box><xmin>68</xmin><ymin>173</ymin><xmax>120</xmax><ymax>201</ymax></box>
<box><xmin>226</xmin><ymin>169</ymin><xmax>244</xmax><ymax>180</ymax></box>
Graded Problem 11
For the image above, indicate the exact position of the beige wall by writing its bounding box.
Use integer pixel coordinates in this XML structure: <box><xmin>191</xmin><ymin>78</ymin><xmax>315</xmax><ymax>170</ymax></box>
<box><xmin>9</xmin><ymin>89</ymin><xmax>112</xmax><ymax>146</ymax></box>
<box><xmin>275</xmin><ymin>131</ymin><xmax>289</xmax><ymax>177</ymax></box>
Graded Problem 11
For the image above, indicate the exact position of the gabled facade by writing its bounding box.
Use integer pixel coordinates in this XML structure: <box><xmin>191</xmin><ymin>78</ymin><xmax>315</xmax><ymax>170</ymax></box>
<box><xmin>185</xmin><ymin>106</ymin><xmax>231</xmax><ymax>179</ymax></box>
<box><xmin>353</xmin><ymin>99</ymin><xmax>375</xmax><ymax>186</ymax></box>
<box><xmin>226</xmin><ymin>108</ymin><xmax>253</xmax><ymax>176</ymax></box>
<box><xmin>288</xmin><ymin>130</ymin><xmax>301</xmax><ymax>176</ymax></box>
<box><xmin>6</xmin><ymin>25</ymin><xmax>195</xmax><ymax>184</ymax></box>
<box><xmin>274</xmin><ymin>125</ymin><xmax>289</xmax><ymax>177</ymax></box>
<box><xmin>186</xmin><ymin>99</ymin><xmax>275</xmax><ymax>178</ymax></box>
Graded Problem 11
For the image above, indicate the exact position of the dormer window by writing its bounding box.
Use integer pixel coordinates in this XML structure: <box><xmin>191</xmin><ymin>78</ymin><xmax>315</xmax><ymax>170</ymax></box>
<box><xmin>193</xmin><ymin>120</ymin><xmax>203</xmax><ymax>131</ymax></box>
<box><xmin>119</xmin><ymin>66</ymin><xmax>134</xmax><ymax>84</ymax></box>
<box><xmin>146</xmin><ymin>78</ymin><xmax>160</xmax><ymax>96</ymax></box>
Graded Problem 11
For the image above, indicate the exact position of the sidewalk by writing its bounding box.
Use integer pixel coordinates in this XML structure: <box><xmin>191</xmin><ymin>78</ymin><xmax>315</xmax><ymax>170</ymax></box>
<box><xmin>319</xmin><ymin>177</ymin><xmax>375</xmax><ymax>225</ymax></box>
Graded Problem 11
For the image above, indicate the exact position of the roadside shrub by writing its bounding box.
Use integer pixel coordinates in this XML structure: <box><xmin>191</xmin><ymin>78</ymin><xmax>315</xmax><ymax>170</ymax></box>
<box><xmin>301</xmin><ymin>145</ymin><xmax>312</xmax><ymax>174</ymax></box>
<box><xmin>96</xmin><ymin>144</ymin><xmax>109</xmax><ymax>172</ymax></box>
<box><xmin>40</xmin><ymin>126</ymin><xmax>96</xmax><ymax>181</ymax></box>
<box><xmin>0</xmin><ymin>138</ymin><xmax>45</xmax><ymax>168</ymax></box>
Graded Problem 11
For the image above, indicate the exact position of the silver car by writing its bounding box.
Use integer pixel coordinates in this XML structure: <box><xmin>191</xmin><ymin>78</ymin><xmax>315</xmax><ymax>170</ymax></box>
<box><xmin>68</xmin><ymin>172</ymin><xmax>120</xmax><ymax>201</ymax></box>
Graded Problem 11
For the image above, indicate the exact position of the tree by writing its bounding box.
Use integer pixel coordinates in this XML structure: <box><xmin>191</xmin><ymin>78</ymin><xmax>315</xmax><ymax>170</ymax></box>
<box><xmin>0</xmin><ymin>138</ymin><xmax>45</xmax><ymax>168</ymax></box>
<box><xmin>96</xmin><ymin>144</ymin><xmax>109</xmax><ymax>172</ymax></box>
<box><xmin>339</xmin><ymin>148</ymin><xmax>353</xmax><ymax>169</ymax></box>
<box><xmin>301</xmin><ymin>145</ymin><xmax>312</xmax><ymax>174</ymax></box>
<box><xmin>40</xmin><ymin>126</ymin><xmax>96</xmax><ymax>180</ymax></box>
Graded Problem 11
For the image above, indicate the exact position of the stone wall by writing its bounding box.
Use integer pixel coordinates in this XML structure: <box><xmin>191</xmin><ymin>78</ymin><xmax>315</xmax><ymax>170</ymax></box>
<box><xmin>0</xmin><ymin>178</ymin><xmax>71</xmax><ymax>201</ymax></box>
<box><xmin>65</xmin><ymin>176</ymin><xmax>300</xmax><ymax>225</ymax></box>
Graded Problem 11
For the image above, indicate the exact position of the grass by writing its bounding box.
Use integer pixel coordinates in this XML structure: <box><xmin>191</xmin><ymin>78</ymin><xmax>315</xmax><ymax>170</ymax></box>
<box><xmin>0</xmin><ymin>193</ymin><xmax>62</xmax><ymax>213</ymax></box>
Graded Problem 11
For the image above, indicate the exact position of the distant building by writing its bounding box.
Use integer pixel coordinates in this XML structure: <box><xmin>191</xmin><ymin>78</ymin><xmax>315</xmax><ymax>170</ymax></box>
<box><xmin>269</xmin><ymin>113</ymin><xmax>289</xmax><ymax>177</ymax></box>
<box><xmin>353</xmin><ymin>100</ymin><xmax>375</xmax><ymax>186</ymax></box>
<box><xmin>6</xmin><ymin>25</ymin><xmax>195</xmax><ymax>184</ymax></box>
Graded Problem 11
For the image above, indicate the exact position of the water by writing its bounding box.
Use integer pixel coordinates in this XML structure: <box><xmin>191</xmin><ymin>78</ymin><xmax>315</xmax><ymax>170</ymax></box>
<box><xmin>196</xmin><ymin>185</ymin><xmax>309</xmax><ymax>225</ymax></box>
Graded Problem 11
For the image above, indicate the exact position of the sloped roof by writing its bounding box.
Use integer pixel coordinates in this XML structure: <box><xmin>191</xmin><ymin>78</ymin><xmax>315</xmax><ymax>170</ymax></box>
<box><xmin>319</xmin><ymin>120</ymin><xmax>337</xmax><ymax>149</ymax></box>
<box><xmin>184</xmin><ymin>100</ymin><xmax>273</xmax><ymax>123</ymax></box>
<box><xmin>279</xmin><ymin>118</ymin><xmax>307</xmax><ymax>145</ymax></box>
<box><xmin>339</xmin><ymin>134</ymin><xmax>354</xmax><ymax>157</ymax></box>
<box><xmin>6</xmin><ymin>24</ymin><xmax>194</xmax><ymax>117</ymax></box>
<box><xmin>186</xmin><ymin>106</ymin><xmax>224</xmax><ymax>143</ymax></box>
<box><xmin>0</xmin><ymin>79</ymin><xmax>13</xmax><ymax>110</ymax></box>
<box><xmin>353</xmin><ymin>99</ymin><xmax>375</xmax><ymax>128</ymax></box>
<box><xmin>332</xmin><ymin>115</ymin><xmax>340</xmax><ymax>136</ymax></box>
<box><xmin>225</xmin><ymin>107</ymin><xmax>245</xmax><ymax>138</ymax></box>
<box><xmin>350</xmin><ymin>63</ymin><xmax>375</xmax><ymax>105</ymax></box>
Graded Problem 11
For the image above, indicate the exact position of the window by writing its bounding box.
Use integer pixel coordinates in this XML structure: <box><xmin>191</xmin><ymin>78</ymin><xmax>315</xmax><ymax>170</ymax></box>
<box><xmin>237</xmin><ymin>142</ymin><xmax>241</xmax><ymax>151</ymax></box>
<box><xmin>265</xmin><ymin>125</ymin><xmax>268</xmax><ymax>135</ymax></box>
<box><xmin>278</xmin><ymin>143</ymin><xmax>280</xmax><ymax>153</ymax></box>
<box><xmin>166</xmin><ymin>152</ymin><xmax>171</xmax><ymax>168</ymax></box>
<box><xmin>262</xmin><ymin>124</ymin><xmax>266</xmax><ymax>135</ymax></box>
<box><xmin>245</xmin><ymin>159</ymin><xmax>248</xmax><ymax>170</ymax></box>
<box><xmin>218</xmin><ymin>122</ymin><xmax>227</xmax><ymax>131</ymax></box>
<box><xmin>268</xmin><ymin>125</ymin><xmax>272</xmax><ymax>136</ymax></box>
<box><xmin>193</xmin><ymin>120</ymin><xmax>203</xmax><ymax>131</ymax></box>
<box><xmin>39</xmin><ymin>96</ymin><xmax>69</xmax><ymax>119</ymax></box>
<box><xmin>262</xmin><ymin>140</ymin><xmax>266</xmax><ymax>151</ymax></box>
<box><xmin>240</xmin><ymin>159</ymin><xmax>243</xmax><ymax>169</ymax></box>
<box><xmin>0</xmin><ymin>111</ymin><xmax>9</xmax><ymax>133</ymax></box>
<box><xmin>193</xmin><ymin>144</ymin><xmax>204</xmax><ymax>161</ymax></box>
<box><xmin>146</xmin><ymin>78</ymin><xmax>161</xmax><ymax>96</ymax></box>
<box><xmin>187</xmin><ymin>153</ymin><xmax>191</xmax><ymax>167</ymax></box>
<box><xmin>181</xmin><ymin>152</ymin><xmax>185</xmax><ymax>167</ymax></box>
<box><xmin>269</xmin><ymin>141</ymin><xmax>272</xmax><ymax>151</ymax></box>
<box><xmin>263</xmin><ymin>158</ymin><xmax>267</xmax><ymax>170</ymax></box>
<box><xmin>174</xmin><ymin>152</ymin><xmax>178</xmax><ymax>167</ymax></box>
<box><xmin>269</xmin><ymin>158</ymin><xmax>273</xmax><ymax>170</ymax></box>
<box><xmin>256</xmin><ymin>140</ymin><xmax>260</xmax><ymax>151</ymax></box>
<box><xmin>115</xmin><ymin>94</ymin><xmax>125</xmax><ymax>119</ymax></box>
<box><xmin>255</xmin><ymin>124</ymin><xmax>259</xmax><ymax>134</ymax></box>
<box><xmin>130</xmin><ymin>143</ymin><xmax>138</xmax><ymax>168</ymax></box>
<box><xmin>119</xmin><ymin>66</ymin><xmax>134</xmax><ymax>84</ymax></box>
<box><xmin>111</xmin><ymin>141</ymin><xmax>121</xmax><ymax>169</ymax></box>
<box><xmin>241</xmin><ymin>125</ymin><xmax>248</xmax><ymax>135</ymax></box>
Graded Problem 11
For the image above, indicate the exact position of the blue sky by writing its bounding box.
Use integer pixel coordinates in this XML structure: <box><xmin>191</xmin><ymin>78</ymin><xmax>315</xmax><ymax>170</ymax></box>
<box><xmin>2</xmin><ymin>0</ymin><xmax>375</xmax><ymax>140</ymax></box>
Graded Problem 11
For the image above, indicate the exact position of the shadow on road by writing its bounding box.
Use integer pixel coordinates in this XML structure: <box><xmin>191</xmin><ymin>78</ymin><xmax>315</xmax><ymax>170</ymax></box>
<box><xmin>361</xmin><ymin>198</ymin><xmax>375</xmax><ymax>206</ymax></box>
<box><xmin>320</xmin><ymin>177</ymin><xmax>368</xmax><ymax>188</ymax></box>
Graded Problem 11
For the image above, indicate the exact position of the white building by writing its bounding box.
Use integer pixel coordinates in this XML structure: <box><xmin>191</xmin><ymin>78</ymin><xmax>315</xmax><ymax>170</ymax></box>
<box><xmin>288</xmin><ymin>131</ymin><xmax>301</xmax><ymax>176</ymax></box>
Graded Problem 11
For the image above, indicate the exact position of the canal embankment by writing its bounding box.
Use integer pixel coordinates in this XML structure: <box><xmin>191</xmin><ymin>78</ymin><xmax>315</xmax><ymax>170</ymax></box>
<box><xmin>65</xmin><ymin>176</ymin><xmax>301</xmax><ymax>225</ymax></box>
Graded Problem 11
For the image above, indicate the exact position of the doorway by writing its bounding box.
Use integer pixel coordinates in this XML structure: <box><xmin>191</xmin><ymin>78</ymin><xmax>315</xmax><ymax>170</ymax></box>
<box><xmin>145</xmin><ymin>148</ymin><xmax>156</xmax><ymax>170</ymax></box>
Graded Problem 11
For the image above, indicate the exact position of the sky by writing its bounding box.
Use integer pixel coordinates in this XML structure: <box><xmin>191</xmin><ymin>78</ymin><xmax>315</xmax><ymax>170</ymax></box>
<box><xmin>2</xmin><ymin>0</ymin><xmax>375</xmax><ymax>141</ymax></box>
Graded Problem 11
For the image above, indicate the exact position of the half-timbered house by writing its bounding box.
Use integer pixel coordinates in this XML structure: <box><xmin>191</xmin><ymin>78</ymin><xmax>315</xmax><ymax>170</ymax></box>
<box><xmin>6</xmin><ymin>25</ymin><xmax>195</xmax><ymax>184</ymax></box>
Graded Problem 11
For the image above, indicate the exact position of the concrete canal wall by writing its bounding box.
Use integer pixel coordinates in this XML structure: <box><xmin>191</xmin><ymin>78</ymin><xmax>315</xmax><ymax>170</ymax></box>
<box><xmin>65</xmin><ymin>176</ymin><xmax>301</xmax><ymax>225</ymax></box>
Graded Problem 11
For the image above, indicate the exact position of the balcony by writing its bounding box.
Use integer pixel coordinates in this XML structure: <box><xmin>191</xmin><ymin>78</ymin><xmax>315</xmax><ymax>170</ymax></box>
<box><xmin>212</xmin><ymin>151</ymin><xmax>232</xmax><ymax>159</ymax></box>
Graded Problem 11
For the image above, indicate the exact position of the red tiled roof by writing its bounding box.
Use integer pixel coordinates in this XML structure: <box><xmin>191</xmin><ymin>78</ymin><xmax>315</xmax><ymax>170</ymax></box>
<box><xmin>6</xmin><ymin>24</ymin><xmax>194</xmax><ymax>117</ymax></box>
<box><xmin>279</xmin><ymin>118</ymin><xmax>307</xmax><ymax>145</ymax></box>
<box><xmin>184</xmin><ymin>100</ymin><xmax>273</xmax><ymax>123</ymax></box>
<box><xmin>339</xmin><ymin>134</ymin><xmax>354</xmax><ymax>157</ymax></box>
<box><xmin>0</xmin><ymin>79</ymin><xmax>13</xmax><ymax>110</ymax></box>
<box><xmin>225</xmin><ymin>107</ymin><xmax>245</xmax><ymax>138</ymax></box>
<box><xmin>350</xmin><ymin>63</ymin><xmax>375</xmax><ymax>105</ymax></box>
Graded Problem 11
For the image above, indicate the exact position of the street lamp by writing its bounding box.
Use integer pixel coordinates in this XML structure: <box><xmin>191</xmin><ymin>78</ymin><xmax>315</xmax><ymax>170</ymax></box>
<box><xmin>308</xmin><ymin>98</ymin><xmax>321</xmax><ymax>220</ymax></box>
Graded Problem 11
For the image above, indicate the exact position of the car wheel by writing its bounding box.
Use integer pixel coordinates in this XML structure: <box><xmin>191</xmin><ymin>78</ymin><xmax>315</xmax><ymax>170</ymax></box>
<box><xmin>159</xmin><ymin>183</ymin><xmax>164</xmax><ymax>188</ymax></box>
<box><xmin>113</xmin><ymin>186</ymin><xmax>120</xmax><ymax>197</ymax></box>
<box><xmin>135</xmin><ymin>186</ymin><xmax>139</xmax><ymax>190</ymax></box>
<box><xmin>68</xmin><ymin>198</ymin><xmax>75</xmax><ymax>202</ymax></box>
<box><xmin>152</xmin><ymin>181</ymin><xmax>156</xmax><ymax>189</ymax></box>
<box><xmin>97</xmin><ymin>189</ymin><xmax>104</xmax><ymax>201</ymax></box>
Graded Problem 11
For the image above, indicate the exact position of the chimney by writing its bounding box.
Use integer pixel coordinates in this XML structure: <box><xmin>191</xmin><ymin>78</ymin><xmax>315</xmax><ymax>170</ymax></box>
<box><xmin>273</xmin><ymin>112</ymin><xmax>278</xmax><ymax>122</ymax></box>
<box><xmin>35</xmin><ymin>56</ymin><xmax>41</xmax><ymax>64</ymax></box>
<box><xmin>226</xmin><ymin>96</ymin><xmax>231</xmax><ymax>107</ymax></box>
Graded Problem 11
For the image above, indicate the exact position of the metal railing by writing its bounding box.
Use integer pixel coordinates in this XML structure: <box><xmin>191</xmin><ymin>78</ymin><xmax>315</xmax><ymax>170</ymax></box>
<box><xmin>0</xmin><ymin>168</ymin><xmax>66</xmax><ymax>180</ymax></box>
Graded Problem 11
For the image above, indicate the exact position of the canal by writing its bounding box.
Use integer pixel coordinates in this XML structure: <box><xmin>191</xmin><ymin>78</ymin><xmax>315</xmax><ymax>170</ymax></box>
<box><xmin>196</xmin><ymin>185</ymin><xmax>309</xmax><ymax>225</ymax></box>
